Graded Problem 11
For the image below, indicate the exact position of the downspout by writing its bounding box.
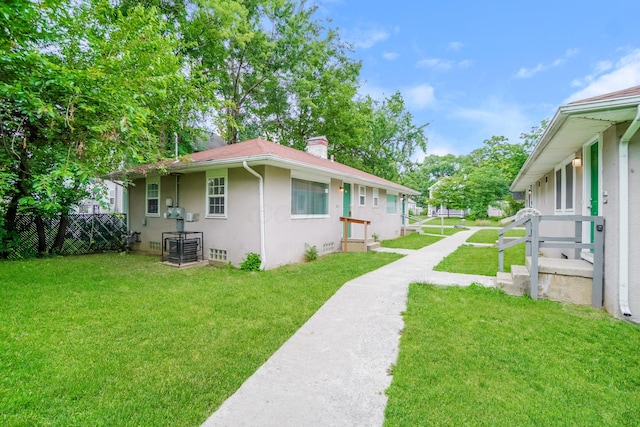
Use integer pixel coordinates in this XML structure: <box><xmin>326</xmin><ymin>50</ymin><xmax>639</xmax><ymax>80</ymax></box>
<box><xmin>243</xmin><ymin>161</ymin><xmax>266</xmax><ymax>270</ymax></box>
<box><xmin>618</xmin><ymin>107</ymin><xmax>640</xmax><ymax>317</ymax></box>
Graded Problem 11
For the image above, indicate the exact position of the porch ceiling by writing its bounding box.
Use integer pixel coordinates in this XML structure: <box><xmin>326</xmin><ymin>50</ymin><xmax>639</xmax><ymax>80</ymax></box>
<box><xmin>511</xmin><ymin>104</ymin><xmax>639</xmax><ymax>191</ymax></box>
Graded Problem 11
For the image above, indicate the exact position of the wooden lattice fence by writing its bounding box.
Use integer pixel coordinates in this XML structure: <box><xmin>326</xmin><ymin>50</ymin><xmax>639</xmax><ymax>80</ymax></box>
<box><xmin>7</xmin><ymin>214</ymin><xmax>127</xmax><ymax>259</ymax></box>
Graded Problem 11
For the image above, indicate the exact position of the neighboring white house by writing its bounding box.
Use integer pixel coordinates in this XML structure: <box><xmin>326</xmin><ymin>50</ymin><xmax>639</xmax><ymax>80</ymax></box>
<box><xmin>124</xmin><ymin>137</ymin><xmax>419</xmax><ymax>269</ymax></box>
<box><xmin>73</xmin><ymin>179</ymin><xmax>126</xmax><ymax>214</ymax></box>
<box><xmin>511</xmin><ymin>85</ymin><xmax>640</xmax><ymax>322</ymax></box>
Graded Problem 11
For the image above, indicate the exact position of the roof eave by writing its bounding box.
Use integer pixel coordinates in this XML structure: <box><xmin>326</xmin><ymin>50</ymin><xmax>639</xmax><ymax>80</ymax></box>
<box><xmin>124</xmin><ymin>153</ymin><xmax>419</xmax><ymax>195</ymax></box>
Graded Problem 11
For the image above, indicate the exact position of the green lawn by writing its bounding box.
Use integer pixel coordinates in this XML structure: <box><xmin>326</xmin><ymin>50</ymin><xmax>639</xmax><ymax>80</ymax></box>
<box><xmin>434</xmin><ymin>243</ymin><xmax>525</xmax><ymax>275</ymax></box>
<box><xmin>385</xmin><ymin>284</ymin><xmax>640</xmax><ymax>426</ymax></box>
<box><xmin>0</xmin><ymin>251</ymin><xmax>401</xmax><ymax>426</ymax></box>
<box><xmin>381</xmin><ymin>233</ymin><xmax>444</xmax><ymax>250</ymax></box>
<box><xmin>421</xmin><ymin>226</ymin><xmax>464</xmax><ymax>236</ymax></box>
<box><xmin>466</xmin><ymin>227</ymin><xmax>526</xmax><ymax>244</ymax></box>
<box><xmin>427</xmin><ymin>217</ymin><xmax>502</xmax><ymax>227</ymax></box>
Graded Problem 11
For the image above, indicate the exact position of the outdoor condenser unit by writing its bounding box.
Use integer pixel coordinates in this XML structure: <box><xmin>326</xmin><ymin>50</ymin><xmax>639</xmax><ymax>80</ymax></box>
<box><xmin>167</xmin><ymin>238</ymin><xmax>199</xmax><ymax>264</ymax></box>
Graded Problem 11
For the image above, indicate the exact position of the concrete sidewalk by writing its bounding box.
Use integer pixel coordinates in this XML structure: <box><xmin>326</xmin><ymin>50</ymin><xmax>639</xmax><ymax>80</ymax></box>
<box><xmin>202</xmin><ymin>228</ymin><xmax>493</xmax><ymax>427</ymax></box>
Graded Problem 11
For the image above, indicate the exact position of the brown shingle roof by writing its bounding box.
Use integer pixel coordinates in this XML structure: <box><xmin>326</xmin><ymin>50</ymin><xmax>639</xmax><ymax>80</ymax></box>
<box><xmin>569</xmin><ymin>85</ymin><xmax>640</xmax><ymax>104</ymax></box>
<box><xmin>136</xmin><ymin>138</ymin><xmax>418</xmax><ymax>194</ymax></box>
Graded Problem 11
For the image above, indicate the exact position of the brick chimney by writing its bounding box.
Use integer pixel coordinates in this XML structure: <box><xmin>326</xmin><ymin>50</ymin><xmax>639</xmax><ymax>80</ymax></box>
<box><xmin>305</xmin><ymin>136</ymin><xmax>328</xmax><ymax>159</ymax></box>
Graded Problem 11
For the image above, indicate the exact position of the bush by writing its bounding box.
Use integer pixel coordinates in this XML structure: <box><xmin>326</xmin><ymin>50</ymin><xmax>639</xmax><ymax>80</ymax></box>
<box><xmin>305</xmin><ymin>244</ymin><xmax>318</xmax><ymax>262</ymax></box>
<box><xmin>240</xmin><ymin>252</ymin><xmax>262</xmax><ymax>271</ymax></box>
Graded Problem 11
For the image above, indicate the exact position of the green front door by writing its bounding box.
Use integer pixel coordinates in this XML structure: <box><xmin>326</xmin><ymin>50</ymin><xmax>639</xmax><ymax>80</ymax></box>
<box><xmin>342</xmin><ymin>183</ymin><xmax>351</xmax><ymax>238</ymax></box>
<box><xmin>590</xmin><ymin>142</ymin><xmax>599</xmax><ymax>245</ymax></box>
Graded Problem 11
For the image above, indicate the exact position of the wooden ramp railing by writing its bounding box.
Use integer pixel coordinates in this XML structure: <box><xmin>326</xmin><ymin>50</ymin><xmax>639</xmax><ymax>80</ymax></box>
<box><xmin>339</xmin><ymin>216</ymin><xmax>371</xmax><ymax>253</ymax></box>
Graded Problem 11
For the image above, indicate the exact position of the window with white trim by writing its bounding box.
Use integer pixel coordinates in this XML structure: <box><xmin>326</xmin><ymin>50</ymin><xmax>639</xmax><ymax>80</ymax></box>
<box><xmin>291</xmin><ymin>177</ymin><xmax>329</xmax><ymax>216</ymax></box>
<box><xmin>373</xmin><ymin>188</ymin><xmax>379</xmax><ymax>208</ymax></box>
<box><xmin>387</xmin><ymin>194</ymin><xmax>398</xmax><ymax>214</ymax></box>
<box><xmin>206</xmin><ymin>170</ymin><xmax>227</xmax><ymax>218</ymax></box>
<box><xmin>146</xmin><ymin>177</ymin><xmax>160</xmax><ymax>217</ymax></box>
<box><xmin>359</xmin><ymin>185</ymin><xmax>366</xmax><ymax>206</ymax></box>
<box><xmin>554</xmin><ymin>157</ymin><xmax>575</xmax><ymax>213</ymax></box>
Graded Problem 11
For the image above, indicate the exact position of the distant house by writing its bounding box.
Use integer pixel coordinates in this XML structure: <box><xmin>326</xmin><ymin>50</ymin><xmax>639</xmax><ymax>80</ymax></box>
<box><xmin>73</xmin><ymin>179</ymin><xmax>125</xmax><ymax>215</ymax></box>
<box><xmin>124</xmin><ymin>137</ymin><xmax>419</xmax><ymax>269</ymax></box>
<box><xmin>511</xmin><ymin>85</ymin><xmax>640</xmax><ymax>321</ymax></box>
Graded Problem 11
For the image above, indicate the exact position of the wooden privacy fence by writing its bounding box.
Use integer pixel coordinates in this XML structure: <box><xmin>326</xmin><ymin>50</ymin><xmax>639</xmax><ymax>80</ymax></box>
<box><xmin>5</xmin><ymin>213</ymin><xmax>127</xmax><ymax>259</ymax></box>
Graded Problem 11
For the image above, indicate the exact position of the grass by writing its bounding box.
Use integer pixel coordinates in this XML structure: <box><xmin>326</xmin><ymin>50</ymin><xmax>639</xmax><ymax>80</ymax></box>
<box><xmin>434</xmin><ymin>243</ymin><xmax>525</xmax><ymax>275</ymax></box>
<box><xmin>466</xmin><ymin>227</ymin><xmax>526</xmax><ymax>244</ymax></box>
<box><xmin>381</xmin><ymin>233</ymin><xmax>444</xmax><ymax>250</ymax></box>
<box><xmin>426</xmin><ymin>217</ymin><xmax>502</xmax><ymax>227</ymax></box>
<box><xmin>384</xmin><ymin>284</ymin><xmax>640</xmax><ymax>426</ymax></box>
<box><xmin>421</xmin><ymin>226</ymin><xmax>464</xmax><ymax>236</ymax></box>
<box><xmin>0</xmin><ymin>251</ymin><xmax>401</xmax><ymax>426</ymax></box>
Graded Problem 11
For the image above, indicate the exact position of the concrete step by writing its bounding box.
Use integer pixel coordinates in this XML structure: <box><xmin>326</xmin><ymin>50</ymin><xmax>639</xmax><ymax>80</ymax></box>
<box><xmin>495</xmin><ymin>265</ymin><xmax>530</xmax><ymax>297</ymax></box>
<box><xmin>366</xmin><ymin>241</ymin><xmax>381</xmax><ymax>251</ymax></box>
<box><xmin>510</xmin><ymin>265</ymin><xmax>530</xmax><ymax>296</ymax></box>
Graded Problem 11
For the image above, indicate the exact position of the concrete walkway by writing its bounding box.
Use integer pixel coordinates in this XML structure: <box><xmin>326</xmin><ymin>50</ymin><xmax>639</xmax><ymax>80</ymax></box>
<box><xmin>202</xmin><ymin>227</ymin><xmax>493</xmax><ymax>427</ymax></box>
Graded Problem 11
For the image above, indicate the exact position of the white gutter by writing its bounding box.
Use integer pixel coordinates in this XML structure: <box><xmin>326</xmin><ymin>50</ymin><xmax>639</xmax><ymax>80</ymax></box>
<box><xmin>243</xmin><ymin>161</ymin><xmax>266</xmax><ymax>270</ymax></box>
<box><xmin>132</xmin><ymin>154</ymin><xmax>418</xmax><ymax>196</ymax></box>
<box><xmin>618</xmin><ymin>107</ymin><xmax>640</xmax><ymax>317</ymax></box>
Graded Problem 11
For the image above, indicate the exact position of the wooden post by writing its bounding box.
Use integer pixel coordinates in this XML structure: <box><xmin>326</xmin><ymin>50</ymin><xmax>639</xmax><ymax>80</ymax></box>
<box><xmin>343</xmin><ymin>219</ymin><xmax>348</xmax><ymax>253</ymax></box>
<box><xmin>363</xmin><ymin>221</ymin><xmax>368</xmax><ymax>252</ymax></box>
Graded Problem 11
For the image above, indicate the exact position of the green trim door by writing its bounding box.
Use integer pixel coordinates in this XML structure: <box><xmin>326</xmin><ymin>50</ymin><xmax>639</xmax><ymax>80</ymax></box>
<box><xmin>342</xmin><ymin>183</ymin><xmax>351</xmax><ymax>237</ymax></box>
<box><xmin>590</xmin><ymin>142</ymin><xmax>599</xmax><ymax>246</ymax></box>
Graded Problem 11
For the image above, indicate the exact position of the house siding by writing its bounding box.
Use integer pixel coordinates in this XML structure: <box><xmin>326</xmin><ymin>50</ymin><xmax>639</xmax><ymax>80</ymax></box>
<box><xmin>128</xmin><ymin>164</ymin><xmax>407</xmax><ymax>269</ymax></box>
<box><xmin>531</xmin><ymin>122</ymin><xmax>640</xmax><ymax>319</ymax></box>
<box><xmin>535</xmin><ymin>148</ymin><xmax>584</xmax><ymax>259</ymax></box>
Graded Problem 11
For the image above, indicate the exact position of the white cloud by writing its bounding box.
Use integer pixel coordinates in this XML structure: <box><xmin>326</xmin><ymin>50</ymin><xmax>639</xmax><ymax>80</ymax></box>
<box><xmin>515</xmin><ymin>48</ymin><xmax>579</xmax><ymax>79</ymax></box>
<box><xmin>417</xmin><ymin>57</ymin><xmax>471</xmax><ymax>71</ymax></box>
<box><xmin>447</xmin><ymin>41</ymin><xmax>464</xmax><ymax>52</ymax></box>
<box><xmin>449</xmin><ymin>98</ymin><xmax>531</xmax><ymax>144</ymax></box>
<box><xmin>404</xmin><ymin>84</ymin><xmax>436</xmax><ymax>110</ymax></box>
<box><xmin>565</xmin><ymin>49</ymin><xmax>640</xmax><ymax>102</ymax></box>
<box><xmin>383</xmin><ymin>52</ymin><xmax>400</xmax><ymax>61</ymax></box>
<box><xmin>417</xmin><ymin>57</ymin><xmax>453</xmax><ymax>71</ymax></box>
<box><xmin>347</xmin><ymin>27</ymin><xmax>390</xmax><ymax>49</ymax></box>
<box><xmin>358</xmin><ymin>80</ymin><xmax>390</xmax><ymax>101</ymax></box>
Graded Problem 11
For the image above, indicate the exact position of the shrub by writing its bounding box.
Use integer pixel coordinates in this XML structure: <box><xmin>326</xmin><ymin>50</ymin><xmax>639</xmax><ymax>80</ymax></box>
<box><xmin>240</xmin><ymin>252</ymin><xmax>262</xmax><ymax>271</ymax></box>
<box><xmin>305</xmin><ymin>244</ymin><xmax>318</xmax><ymax>262</ymax></box>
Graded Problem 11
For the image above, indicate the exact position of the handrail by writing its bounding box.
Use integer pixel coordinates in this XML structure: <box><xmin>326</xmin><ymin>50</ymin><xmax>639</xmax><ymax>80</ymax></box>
<box><xmin>402</xmin><ymin>213</ymin><xmax>426</xmax><ymax>235</ymax></box>
<box><xmin>339</xmin><ymin>216</ymin><xmax>371</xmax><ymax>253</ymax></box>
<box><xmin>497</xmin><ymin>214</ymin><xmax>605</xmax><ymax>308</ymax></box>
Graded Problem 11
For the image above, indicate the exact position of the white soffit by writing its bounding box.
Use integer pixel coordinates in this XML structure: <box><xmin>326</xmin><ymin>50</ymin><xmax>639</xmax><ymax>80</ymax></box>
<box><xmin>511</xmin><ymin>105</ymin><xmax>638</xmax><ymax>191</ymax></box>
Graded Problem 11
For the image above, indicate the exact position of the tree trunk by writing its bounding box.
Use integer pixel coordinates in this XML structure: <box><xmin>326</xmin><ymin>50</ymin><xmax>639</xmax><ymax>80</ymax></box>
<box><xmin>0</xmin><ymin>194</ymin><xmax>20</xmax><ymax>259</ymax></box>
<box><xmin>50</xmin><ymin>211</ymin><xmax>68</xmax><ymax>254</ymax></box>
<box><xmin>34</xmin><ymin>215</ymin><xmax>47</xmax><ymax>256</ymax></box>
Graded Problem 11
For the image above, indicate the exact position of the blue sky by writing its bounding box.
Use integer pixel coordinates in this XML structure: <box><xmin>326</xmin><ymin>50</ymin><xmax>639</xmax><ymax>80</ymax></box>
<box><xmin>315</xmin><ymin>0</ymin><xmax>640</xmax><ymax>158</ymax></box>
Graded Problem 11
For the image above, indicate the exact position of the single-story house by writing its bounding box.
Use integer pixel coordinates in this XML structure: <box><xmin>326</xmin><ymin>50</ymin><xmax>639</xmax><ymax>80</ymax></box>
<box><xmin>511</xmin><ymin>85</ymin><xmax>640</xmax><ymax>322</ymax></box>
<box><xmin>124</xmin><ymin>137</ymin><xmax>419</xmax><ymax>269</ymax></box>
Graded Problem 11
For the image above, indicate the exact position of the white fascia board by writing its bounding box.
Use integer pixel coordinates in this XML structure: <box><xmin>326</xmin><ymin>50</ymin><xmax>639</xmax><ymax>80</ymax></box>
<box><xmin>157</xmin><ymin>154</ymin><xmax>419</xmax><ymax>195</ymax></box>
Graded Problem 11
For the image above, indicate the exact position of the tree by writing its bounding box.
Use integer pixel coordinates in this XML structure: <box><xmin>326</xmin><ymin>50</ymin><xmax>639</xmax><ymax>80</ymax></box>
<box><xmin>1</xmin><ymin>0</ymin><xmax>201</xmax><ymax>256</ymax></box>
<box><xmin>520</xmin><ymin>119</ymin><xmax>549</xmax><ymax>153</ymax></box>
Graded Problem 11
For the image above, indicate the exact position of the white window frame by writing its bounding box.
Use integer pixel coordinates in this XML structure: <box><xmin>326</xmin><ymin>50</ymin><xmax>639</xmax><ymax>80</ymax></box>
<box><xmin>554</xmin><ymin>154</ymin><xmax>576</xmax><ymax>214</ymax></box>
<box><xmin>372</xmin><ymin>188</ymin><xmax>379</xmax><ymax>208</ymax></box>
<box><xmin>290</xmin><ymin>172</ymin><xmax>330</xmax><ymax>219</ymax></box>
<box><xmin>145</xmin><ymin>177</ymin><xmax>160</xmax><ymax>217</ymax></box>
<box><xmin>206</xmin><ymin>169</ymin><xmax>228</xmax><ymax>219</ymax></box>
<box><xmin>359</xmin><ymin>185</ymin><xmax>366</xmax><ymax>206</ymax></box>
<box><xmin>387</xmin><ymin>193</ymin><xmax>398</xmax><ymax>214</ymax></box>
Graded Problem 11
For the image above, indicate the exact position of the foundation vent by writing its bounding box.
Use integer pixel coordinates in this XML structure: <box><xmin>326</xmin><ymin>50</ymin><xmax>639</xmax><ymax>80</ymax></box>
<box><xmin>210</xmin><ymin>248</ymin><xmax>228</xmax><ymax>262</ymax></box>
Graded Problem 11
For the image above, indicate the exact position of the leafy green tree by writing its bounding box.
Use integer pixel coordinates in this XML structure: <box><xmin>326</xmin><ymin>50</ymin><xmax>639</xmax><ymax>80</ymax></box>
<box><xmin>520</xmin><ymin>119</ymin><xmax>549</xmax><ymax>153</ymax></box>
<box><xmin>1</xmin><ymin>0</ymin><xmax>200</xmax><ymax>256</ymax></box>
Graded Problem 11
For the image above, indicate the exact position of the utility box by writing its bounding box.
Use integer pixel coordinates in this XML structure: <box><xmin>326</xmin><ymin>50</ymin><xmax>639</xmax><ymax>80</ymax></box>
<box><xmin>164</xmin><ymin>207</ymin><xmax>185</xmax><ymax>219</ymax></box>
<box><xmin>186</xmin><ymin>212</ymin><xmax>199</xmax><ymax>222</ymax></box>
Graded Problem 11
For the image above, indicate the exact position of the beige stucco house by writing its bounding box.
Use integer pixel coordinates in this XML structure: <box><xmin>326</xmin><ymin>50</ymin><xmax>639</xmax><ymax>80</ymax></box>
<box><xmin>511</xmin><ymin>85</ymin><xmax>640</xmax><ymax>322</ymax></box>
<box><xmin>125</xmin><ymin>137</ymin><xmax>419</xmax><ymax>269</ymax></box>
